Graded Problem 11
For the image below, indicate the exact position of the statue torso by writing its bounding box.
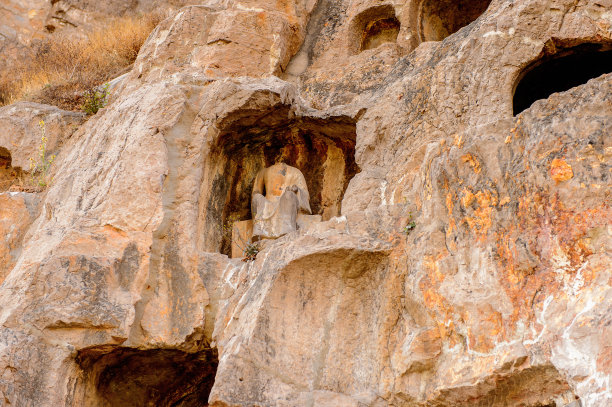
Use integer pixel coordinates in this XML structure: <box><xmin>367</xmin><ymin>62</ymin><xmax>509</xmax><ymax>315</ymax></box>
<box><xmin>264</xmin><ymin>163</ymin><xmax>293</xmax><ymax>197</ymax></box>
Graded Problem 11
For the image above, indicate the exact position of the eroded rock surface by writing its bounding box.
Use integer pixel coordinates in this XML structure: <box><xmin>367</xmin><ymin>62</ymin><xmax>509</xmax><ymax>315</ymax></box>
<box><xmin>0</xmin><ymin>0</ymin><xmax>610</xmax><ymax>406</ymax></box>
<box><xmin>0</xmin><ymin>102</ymin><xmax>85</xmax><ymax>170</ymax></box>
<box><xmin>0</xmin><ymin>192</ymin><xmax>39</xmax><ymax>284</ymax></box>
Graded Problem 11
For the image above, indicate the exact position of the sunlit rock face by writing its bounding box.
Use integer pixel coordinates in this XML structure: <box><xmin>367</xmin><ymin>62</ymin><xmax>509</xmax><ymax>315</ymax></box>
<box><xmin>0</xmin><ymin>0</ymin><xmax>611</xmax><ymax>406</ymax></box>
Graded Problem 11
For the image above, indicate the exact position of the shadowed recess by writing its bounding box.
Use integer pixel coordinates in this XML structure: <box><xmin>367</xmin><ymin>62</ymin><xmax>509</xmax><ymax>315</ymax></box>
<box><xmin>361</xmin><ymin>17</ymin><xmax>400</xmax><ymax>51</ymax></box>
<box><xmin>418</xmin><ymin>0</ymin><xmax>491</xmax><ymax>42</ymax></box>
<box><xmin>201</xmin><ymin>106</ymin><xmax>359</xmax><ymax>255</ymax></box>
<box><xmin>0</xmin><ymin>147</ymin><xmax>22</xmax><ymax>191</ymax></box>
<box><xmin>76</xmin><ymin>346</ymin><xmax>218</xmax><ymax>407</ymax></box>
<box><xmin>513</xmin><ymin>43</ymin><xmax>612</xmax><ymax>115</ymax></box>
<box><xmin>349</xmin><ymin>5</ymin><xmax>400</xmax><ymax>54</ymax></box>
<box><xmin>0</xmin><ymin>147</ymin><xmax>10</xmax><ymax>168</ymax></box>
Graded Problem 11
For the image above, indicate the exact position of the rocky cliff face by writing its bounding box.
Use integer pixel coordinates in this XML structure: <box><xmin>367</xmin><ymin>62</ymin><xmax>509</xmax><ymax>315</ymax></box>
<box><xmin>0</xmin><ymin>0</ymin><xmax>610</xmax><ymax>406</ymax></box>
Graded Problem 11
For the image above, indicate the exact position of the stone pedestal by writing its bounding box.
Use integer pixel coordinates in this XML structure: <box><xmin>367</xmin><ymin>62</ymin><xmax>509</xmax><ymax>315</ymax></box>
<box><xmin>230</xmin><ymin>214</ymin><xmax>322</xmax><ymax>258</ymax></box>
<box><xmin>296</xmin><ymin>213</ymin><xmax>322</xmax><ymax>231</ymax></box>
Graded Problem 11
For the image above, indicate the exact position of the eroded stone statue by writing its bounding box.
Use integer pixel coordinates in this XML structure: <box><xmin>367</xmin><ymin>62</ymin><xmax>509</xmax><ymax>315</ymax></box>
<box><xmin>251</xmin><ymin>162</ymin><xmax>312</xmax><ymax>239</ymax></box>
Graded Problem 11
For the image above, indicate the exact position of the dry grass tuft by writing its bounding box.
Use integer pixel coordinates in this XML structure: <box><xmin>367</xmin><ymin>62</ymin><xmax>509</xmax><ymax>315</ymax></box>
<box><xmin>0</xmin><ymin>13</ymin><xmax>163</xmax><ymax>111</ymax></box>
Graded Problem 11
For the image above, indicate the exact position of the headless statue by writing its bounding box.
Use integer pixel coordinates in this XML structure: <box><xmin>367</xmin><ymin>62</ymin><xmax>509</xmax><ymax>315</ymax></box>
<box><xmin>251</xmin><ymin>163</ymin><xmax>312</xmax><ymax>240</ymax></box>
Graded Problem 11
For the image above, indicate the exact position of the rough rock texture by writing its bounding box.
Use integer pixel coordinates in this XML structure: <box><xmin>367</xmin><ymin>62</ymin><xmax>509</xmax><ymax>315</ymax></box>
<box><xmin>0</xmin><ymin>0</ymin><xmax>611</xmax><ymax>406</ymax></box>
<box><xmin>0</xmin><ymin>192</ymin><xmax>39</xmax><ymax>284</ymax></box>
<box><xmin>0</xmin><ymin>102</ymin><xmax>85</xmax><ymax>170</ymax></box>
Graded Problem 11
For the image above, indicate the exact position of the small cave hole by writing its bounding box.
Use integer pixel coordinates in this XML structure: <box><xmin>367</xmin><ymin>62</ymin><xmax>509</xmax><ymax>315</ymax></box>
<box><xmin>513</xmin><ymin>43</ymin><xmax>612</xmax><ymax>115</ymax></box>
<box><xmin>0</xmin><ymin>147</ymin><xmax>24</xmax><ymax>192</ymax></box>
<box><xmin>76</xmin><ymin>346</ymin><xmax>218</xmax><ymax>407</ymax></box>
<box><xmin>418</xmin><ymin>0</ymin><xmax>492</xmax><ymax>42</ymax></box>
<box><xmin>350</xmin><ymin>5</ymin><xmax>400</xmax><ymax>54</ymax></box>
<box><xmin>200</xmin><ymin>108</ymin><xmax>359</xmax><ymax>256</ymax></box>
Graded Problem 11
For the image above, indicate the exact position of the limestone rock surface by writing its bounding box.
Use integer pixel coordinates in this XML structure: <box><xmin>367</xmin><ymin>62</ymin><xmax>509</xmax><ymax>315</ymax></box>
<box><xmin>0</xmin><ymin>0</ymin><xmax>610</xmax><ymax>406</ymax></box>
<box><xmin>0</xmin><ymin>192</ymin><xmax>39</xmax><ymax>284</ymax></box>
<box><xmin>0</xmin><ymin>102</ymin><xmax>85</xmax><ymax>169</ymax></box>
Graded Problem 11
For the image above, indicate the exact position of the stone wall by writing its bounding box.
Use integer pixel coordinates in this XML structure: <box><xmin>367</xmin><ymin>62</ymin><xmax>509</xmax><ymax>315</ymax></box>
<box><xmin>0</xmin><ymin>0</ymin><xmax>610</xmax><ymax>406</ymax></box>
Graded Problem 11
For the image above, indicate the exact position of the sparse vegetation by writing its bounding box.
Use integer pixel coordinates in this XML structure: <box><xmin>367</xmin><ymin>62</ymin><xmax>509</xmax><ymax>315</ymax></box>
<box><xmin>403</xmin><ymin>212</ymin><xmax>416</xmax><ymax>235</ymax></box>
<box><xmin>81</xmin><ymin>84</ymin><xmax>110</xmax><ymax>115</ymax></box>
<box><xmin>222</xmin><ymin>214</ymin><xmax>261</xmax><ymax>261</ymax></box>
<box><xmin>0</xmin><ymin>13</ymin><xmax>162</xmax><ymax>110</ymax></box>
<box><xmin>242</xmin><ymin>241</ymin><xmax>261</xmax><ymax>262</ymax></box>
<box><xmin>28</xmin><ymin>120</ymin><xmax>55</xmax><ymax>190</ymax></box>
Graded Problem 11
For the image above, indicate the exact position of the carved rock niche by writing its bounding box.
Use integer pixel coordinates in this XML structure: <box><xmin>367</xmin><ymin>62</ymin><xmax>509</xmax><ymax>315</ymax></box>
<box><xmin>199</xmin><ymin>107</ymin><xmax>359</xmax><ymax>257</ymax></box>
<box><xmin>348</xmin><ymin>5</ymin><xmax>401</xmax><ymax>54</ymax></box>
<box><xmin>417</xmin><ymin>0</ymin><xmax>492</xmax><ymax>42</ymax></box>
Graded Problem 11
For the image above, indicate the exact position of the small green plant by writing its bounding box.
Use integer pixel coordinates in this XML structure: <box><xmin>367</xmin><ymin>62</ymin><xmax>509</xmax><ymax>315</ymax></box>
<box><xmin>403</xmin><ymin>212</ymin><xmax>416</xmax><ymax>235</ymax></box>
<box><xmin>242</xmin><ymin>241</ymin><xmax>261</xmax><ymax>262</ymax></box>
<box><xmin>28</xmin><ymin>120</ymin><xmax>55</xmax><ymax>190</ymax></box>
<box><xmin>81</xmin><ymin>83</ymin><xmax>110</xmax><ymax>115</ymax></box>
<box><xmin>222</xmin><ymin>214</ymin><xmax>261</xmax><ymax>262</ymax></box>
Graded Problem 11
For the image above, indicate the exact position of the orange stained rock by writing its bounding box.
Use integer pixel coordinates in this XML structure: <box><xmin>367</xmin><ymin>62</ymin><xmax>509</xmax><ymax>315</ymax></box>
<box><xmin>465</xmin><ymin>190</ymin><xmax>498</xmax><ymax>236</ymax></box>
<box><xmin>550</xmin><ymin>158</ymin><xmax>573</xmax><ymax>182</ymax></box>
<box><xmin>461</xmin><ymin>188</ymin><xmax>475</xmax><ymax>208</ymax></box>
<box><xmin>453</xmin><ymin>134</ymin><xmax>464</xmax><ymax>148</ymax></box>
<box><xmin>461</xmin><ymin>153</ymin><xmax>481</xmax><ymax>174</ymax></box>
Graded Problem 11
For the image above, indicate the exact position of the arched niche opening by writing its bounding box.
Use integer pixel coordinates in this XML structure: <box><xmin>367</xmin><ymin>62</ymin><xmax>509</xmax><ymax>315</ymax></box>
<box><xmin>349</xmin><ymin>5</ymin><xmax>401</xmax><ymax>54</ymax></box>
<box><xmin>513</xmin><ymin>43</ymin><xmax>612</xmax><ymax>115</ymax></box>
<box><xmin>418</xmin><ymin>0</ymin><xmax>492</xmax><ymax>42</ymax></box>
<box><xmin>200</xmin><ymin>108</ymin><xmax>359</xmax><ymax>256</ymax></box>
<box><xmin>75</xmin><ymin>346</ymin><xmax>218</xmax><ymax>407</ymax></box>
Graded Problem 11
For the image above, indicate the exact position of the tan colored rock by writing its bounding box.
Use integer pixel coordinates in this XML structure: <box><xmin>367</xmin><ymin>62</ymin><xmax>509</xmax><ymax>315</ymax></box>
<box><xmin>0</xmin><ymin>102</ymin><xmax>85</xmax><ymax>170</ymax></box>
<box><xmin>0</xmin><ymin>192</ymin><xmax>39</xmax><ymax>284</ymax></box>
<box><xmin>0</xmin><ymin>0</ymin><xmax>195</xmax><ymax>75</ymax></box>
<box><xmin>133</xmin><ymin>1</ymin><xmax>317</xmax><ymax>82</ymax></box>
<box><xmin>0</xmin><ymin>0</ymin><xmax>611</xmax><ymax>406</ymax></box>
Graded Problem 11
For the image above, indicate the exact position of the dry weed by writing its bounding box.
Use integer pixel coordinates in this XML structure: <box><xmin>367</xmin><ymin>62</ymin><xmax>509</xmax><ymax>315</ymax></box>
<box><xmin>0</xmin><ymin>13</ymin><xmax>163</xmax><ymax>110</ymax></box>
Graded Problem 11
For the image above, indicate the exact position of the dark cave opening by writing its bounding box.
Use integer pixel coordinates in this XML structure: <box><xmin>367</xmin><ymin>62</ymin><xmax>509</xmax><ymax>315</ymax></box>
<box><xmin>419</xmin><ymin>0</ymin><xmax>492</xmax><ymax>42</ymax></box>
<box><xmin>77</xmin><ymin>346</ymin><xmax>218</xmax><ymax>407</ymax></box>
<box><xmin>513</xmin><ymin>43</ymin><xmax>612</xmax><ymax>115</ymax></box>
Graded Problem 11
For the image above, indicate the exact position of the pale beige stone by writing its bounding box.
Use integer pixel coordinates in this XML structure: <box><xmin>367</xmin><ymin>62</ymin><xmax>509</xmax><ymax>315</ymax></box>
<box><xmin>0</xmin><ymin>192</ymin><xmax>39</xmax><ymax>284</ymax></box>
<box><xmin>252</xmin><ymin>162</ymin><xmax>312</xmax><ymax>240</ymax></box>
<box><xmin>0</xmin><ymin>102</ymin><xmax>85</xmax><ymax>169</ymax></box>
<box><xmin>0</xmin><ymin>0</ymin><xmax>610</xmax><ymax>406</ymax></box>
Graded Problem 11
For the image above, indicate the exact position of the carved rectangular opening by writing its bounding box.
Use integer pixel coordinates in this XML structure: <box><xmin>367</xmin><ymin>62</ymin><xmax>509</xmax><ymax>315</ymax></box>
<box><xmin>418</xmin><ymin>0</ymin><xmax>492</xmax><ymax>42</ymax></box>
